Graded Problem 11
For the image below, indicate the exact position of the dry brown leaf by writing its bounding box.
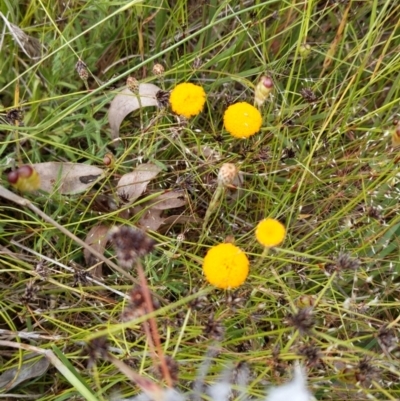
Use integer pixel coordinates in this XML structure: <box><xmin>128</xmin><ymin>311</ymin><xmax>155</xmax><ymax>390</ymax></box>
<box><xmin>137</xmin><ymin>191</ymin><xmax>187</xmax><ymax>231</ymax></box>
<box><xmin>162</xmin><ymin>215</ymin><xmax>198</xmax><ymax>227</ymax></box>
<box><xmin>116</xmin><ymin>163</ymin><xmax>162</xmax><ymax>204</ymax></box>
<box><xmin>0</xmin><ymin>12</ymin><xmax>46</xmax><ymax>60</ymax></box>
<box><xmin>33</xmin><ymin>162</ymin><xmax>104</xmax><ymax>194</ymax></box>
<box><xmin>83</xmin><ymin>224</ymin><xmax>109</xmax><ymax>277</ymax></box>
<box><xmin>108</xmin><ymin>84</ymin><xmax>161</xmax><ymax>140</ymax></box>
<box><xmin>0</xmin><ymin>354</ymin><xmax>50</xmax><ymax>390</ymax></box>
<box><xmin>138</xmin><ymin>209</ymin><xmax>164</xmax><ymax>231</ymax></box>
<box><xmin>143</xmin><ymin>190</ymin><xmax>187</xmax><ymax>210</ymax></box>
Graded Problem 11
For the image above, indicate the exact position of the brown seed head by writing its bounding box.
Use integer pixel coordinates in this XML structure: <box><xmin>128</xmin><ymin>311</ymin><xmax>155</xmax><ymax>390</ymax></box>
<box><xmin>156</xmin><ymin>90</ymin><xmax>170</xmax><ymax>108</ymax></box>
<box><xmin>204</xmin><ymin>315</ymin><xmax>225</xmax><ymax>341</ymax></box>
<box><xmin>6</xmin><ymin>108</ymin><xmax>23</xmax><ymax>125</ymax></box>
<box><xmin>355</xmin><ymin>357</ymin><xmax>379</xmax><ymax>387</ymax></box>
<box><xmin>300</xmin><ymin>88</ymin><xmax>318</xmax><ymax>103</ymax></box>
<box><xmin>76</xmin><ymin>59</ymin><xmax>89</xmax><ymax>81</ymax></box>
<box><xmin>108</xmin><ymin>226</ymin><xmax>156</xmax><ymax>268</ymax></box>
<box><xmin>298</xmin><ymin>343</ymin><xmax>322</xmax><ymax>367</ymax></box>
<box><xmin>21</xmin><ymin>281</ymin><xmax>39</xmax><ymax>305</ymax></box>
<box><xmin>86</xmin><ymin>336</ymin><xmax>109</xmax><ymax>367</ymax></box>
<box><xmin>286</xmin><ymin>307</ymin><xmax>315</xmax><ymax>334</ymax></box>
<box><xmin>377</xmin><ymin>324</ymin><xmax>398</xmax><ymax>351</ymax></box>
<box><xmin>336</xmin><ymin>252</ymin><xmax>360</xmax><ymax>271</ymax></box>
<box><xmin>217</xmin><ymin>163</ymin><xmax>238</xmax><ymax>187</ymax></box>
<box><xmin>127</xmin><ymin>76</ymin><xmax>139</xmax><ymax>92</ymax></box>
<box><xmin>152</xmin><ymin>63</ymin><xmax>165</xmax><ymax>76</ymax></box>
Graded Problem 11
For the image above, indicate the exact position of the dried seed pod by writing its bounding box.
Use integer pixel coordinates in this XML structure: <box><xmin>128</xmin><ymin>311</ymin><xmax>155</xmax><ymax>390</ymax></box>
<box><xmin>6</xmin><ymin>108</ymin><xmax>23</xmax><ymax>125</ymax></box>
<box><xmin>254</xmin><ymin>75</ymin><xmax>273</xmax><ymax>107</ymax></box>
<box><xmin>335</xmin><ymin>252</ymin><xmax>360</xmax><ymax>271</ymax></box>
<box><xmin>152</xmin><ymin>63</ymin><xmax>165</xmax><ymax>76</ymax></box>
<box><xmin>108</xmin><ymin>226</ymin><xmax>156</xmax><ymax>268</ymax></box>
<box><xmin>126</xmin><ymin>76</ymin><xmax>139</xmax><ymax>93</ymax></box>
<box><xmin>300</xmin><ymin>87</ymin><xmax>318</xmax><ymax>103</ymax></box>
<box><xmin>156</xmin><ymin>90</ymin><xmax>170</xmax><ymax>108</ymax></box>
<box><xmin>217</xmin><ymin>163</ymin><xmax>239</xmax><ymax>187</ymax></box>
<box><xmin>76</xmin><ymin>59</ymin><xmax>89</xmax><ymax>81</ymax></box>
<box><xmin>286</xmin><ymin>308</ymin><xmax>315</xmax><ymax>334</ymax></box>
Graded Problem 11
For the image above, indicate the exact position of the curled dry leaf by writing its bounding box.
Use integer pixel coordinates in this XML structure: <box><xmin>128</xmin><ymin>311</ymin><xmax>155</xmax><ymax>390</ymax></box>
<box><xmin>0</xmin><ymin>354</ymin><xmax>50</xmax><ymax>390</ymax></box>
<box><xmin>109</xmin><ymin>84</ymin><xmax>161</xmax><ymax>140</ymax></box>
<box><xmin>116</xmin><ymin>163</ymin><xmax>162</xmax><ymax>204</ymax></box>
<box><xmin>138</xmin><ymin>191</ymin><xmax>188</xmax><ymax>231</ymax></box>
<box><xmin>158</xmin><ymin>215</ymin><xmax>198</xmax><ymax>234</ymax></box>
<box><xmin>0</xmin><ymin>12</ymin><xmax>46</xmax><ymax>60</ymax></box>
<box><xmin>138</xmin><ymin>208</ymin><xmax>163</xmax><ymax>231</ymax></box>
<box><xmin>33</xmin><ymin>162</ymin><xmax>104</xmax><ymax>195</ymax></box>
<box><xmin>84</xmin><ymin>224</ymin><xmax>109</xmax><ymax>277</ymax></box>
<box><xmin>143</xmin><ymin>190</ymin><xmax>187</xmax><ymax>210</ymax></box>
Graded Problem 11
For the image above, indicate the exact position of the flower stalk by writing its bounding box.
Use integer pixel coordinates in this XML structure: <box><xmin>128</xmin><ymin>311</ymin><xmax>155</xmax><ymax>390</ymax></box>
<box><xmin>202</xmin><ymin>163</ymin><xmax>239</xmax><ymax>233</ymax></box>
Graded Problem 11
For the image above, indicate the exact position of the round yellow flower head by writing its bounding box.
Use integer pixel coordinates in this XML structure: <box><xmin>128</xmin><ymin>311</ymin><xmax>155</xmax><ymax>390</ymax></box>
<box><xmin>169</xmin><ymin>83</ymin><xmax>206</xmax><ymax>118</ymax></box>
<box><xmin>255</xmin><ymin>218</ymin><xmax>286</xmax><ymax>247</ymax></box>
<box><xmin>223</xmin><ymin>102</ymin><xmax>262</xmax><ymax>138</ymax></box>
<box><xmin>202</xmin><ymin>243</ymin><xmax>249</xmax><ymax>289</ymax></box>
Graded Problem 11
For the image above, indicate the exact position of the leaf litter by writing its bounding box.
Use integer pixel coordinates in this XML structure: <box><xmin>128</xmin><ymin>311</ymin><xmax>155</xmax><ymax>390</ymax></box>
<box><xmin>108</xmin><ymin>84</ymin><xmax>161</xmax><ymax>140</ymax></box>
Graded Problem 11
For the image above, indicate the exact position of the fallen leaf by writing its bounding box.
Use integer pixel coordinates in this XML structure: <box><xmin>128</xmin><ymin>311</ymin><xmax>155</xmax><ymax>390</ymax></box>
<box><xmin>138</xmin><ymin>208</ymin><xmax>164</xmax><ymax>231</ymax></box>
<box><xmin>162</xmin><ymin>215</ymin><xmax>198</xmax><ymax>225</ymax></box>
<box><xmin>33</xmin><ymin>162</ymin><xmax>104</xmax><ymax>194</ymax></box>
<box><xmin>137</xmin><ymin>191</ymin><xmax>187</xmax><ymax>231</ymax></box>
<box><xmin>143</xmin><ymin>191</ymin><xmax>187</xmax><ymax>210</ymax></box>
<box><xmin>0</xmin><ymin>354</ymin><xmax>50</xmax><ymax>390</ymax></box>
<box><xmin>0</xmin><ymin>12</ymin><xmax>46</xmax><ymax>60</ymax></box>
<box><xmin>116</xmin><ymin>163</ymin><xmax>161</xmax><ymax>204</ymax></box>
<box><xmin>84</xmin><ymin>224</ymin><xmax>109</xmax><ymax>277</ymax></box>
<box><xmin>108</xmin><ymin>84</ymin><xmax>161</xmax><ymax>140</ymax></box>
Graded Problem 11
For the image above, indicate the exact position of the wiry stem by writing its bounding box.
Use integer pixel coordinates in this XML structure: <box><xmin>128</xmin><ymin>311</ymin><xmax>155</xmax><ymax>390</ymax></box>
<box><xmin>136</xmin><ymin>260</ymin><xmax>172</xmax><ymax>387</ymax></box>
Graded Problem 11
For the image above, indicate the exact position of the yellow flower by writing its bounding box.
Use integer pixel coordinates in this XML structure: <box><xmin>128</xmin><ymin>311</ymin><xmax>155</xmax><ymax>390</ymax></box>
<box><xmin>223</xmin><ymin>102</ymin><xmax>262</xmax><ymax>138</ymax></box>
<box><xmin>169</xmin><ymin>83</ymin><xmax>206</xmax><ymax>118</ymax></box>
<box><xmin>202</xmin><ymin>243</ymin><xmax>249</xmax><ymax>289</ymax></box>
<box><xmin>255</xmin><ymin>218</ymin><xmax>286</xmax><ymax>247</ymax></box>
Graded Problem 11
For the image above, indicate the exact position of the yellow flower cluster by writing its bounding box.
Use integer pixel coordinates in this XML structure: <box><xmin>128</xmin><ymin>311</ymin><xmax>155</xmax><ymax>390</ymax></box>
<box><xmin>169</xmin><ymin>84</ymin><xmax>264</xmax><ymax>138</ymax></box>
<box><xmin>169</xmin><ymin>83</ymin><xmax>206</xmax><ymax>118</ymax></box>
<box><xmin>255</xmin><ymin>218</ymin><xmax>286</xmax><ymax>247</ymax></box>
<box><xmin>202</xmin><ymin>243</ymin><xmax>249</xmax><ymax>289</ymax></box>
<box><xmin>202</xmin><ymin>218</ymin><xmax>286</xmax><ymax>289</ymax></box>
<box><xmin>223</xmin><ymin>102</ymin><xmax>262</xmax><ymax>138</ymax></box>
<box><xmin>167</xmin><ymin>81</ymin><xmax>288</xmax><ymax>291</ymax></box>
